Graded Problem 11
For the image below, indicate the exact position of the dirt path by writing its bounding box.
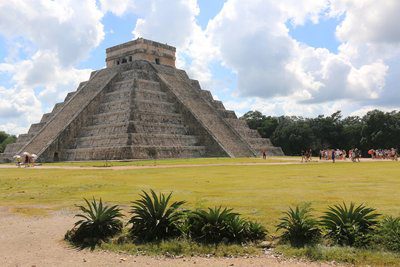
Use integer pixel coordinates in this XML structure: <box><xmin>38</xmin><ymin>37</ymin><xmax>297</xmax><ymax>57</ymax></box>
<box><xmin>0</xmin><ymin>210</ymin><xmax>335</xmax><ymax>267</ymax></box>
<box><xmin>1</xmin><ymin>157</ymin><xmax>393</xmax><ymax>171</ymax></box>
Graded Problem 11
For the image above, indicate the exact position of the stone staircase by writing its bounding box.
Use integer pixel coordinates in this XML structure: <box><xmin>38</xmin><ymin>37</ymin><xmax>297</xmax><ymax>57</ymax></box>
<box><xmin>154</xmin><ymin>65</ymin><xmax>256</xmax><ymax>157</ymax></box>
<box><xmin>187</xmin><ymin>75</ymin><xmax>283</xmax><ymax>156</ymax></box>
<box><xmin>15</xmin><ymin>68</ymin><xmax>118</xmax><ymax>160</ymax></box>
<box><xmin>129</xmin><ymin>76</ymin><xmax>206</xmax><ymax>158</ymax></box>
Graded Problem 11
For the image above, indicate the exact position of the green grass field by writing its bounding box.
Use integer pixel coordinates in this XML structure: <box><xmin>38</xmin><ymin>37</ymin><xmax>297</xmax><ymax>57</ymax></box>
<box><xmin>1</xmin><ymin>158</ymin><xmax>399</xmax><ymax>230</ymax></box>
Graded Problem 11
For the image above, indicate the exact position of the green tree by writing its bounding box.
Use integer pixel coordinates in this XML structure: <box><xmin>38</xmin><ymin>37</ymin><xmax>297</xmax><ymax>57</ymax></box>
<box><xmin>241</xmin><ymin>111</ymin><xmax>266</xmax><ymax>132</ymax></box>
<box><xmin>308</xmin><ymin>111</ymin><xmax>343</xmax><ymax>150</ymax></box>
<box><xmin>271</xmin><ymin>117</ymin><xmax>314</xmax><ymax>155</ymax></box>
<box><xmin>361</xmin><ymin>110</ymin><xmax>400</xmax><ymax>151</ymax></box>
<box><xmin>241</xmin><ymin>109</ymin><xmax>400</xmax><ymax>156</ymax></box>
<box><xmin>342</xmin><ymin>116</ymin><xmax>363</xmax><ymax>150</ymax></box>
<box><xmin>0</xmin><ymin>131</ymin><xmax>17</xmax><ymax>153</ymax></box>
<box><xmin>259</xmin><ymin>116</ymin><xmax>279</xmax><ymax>138</ymax></box>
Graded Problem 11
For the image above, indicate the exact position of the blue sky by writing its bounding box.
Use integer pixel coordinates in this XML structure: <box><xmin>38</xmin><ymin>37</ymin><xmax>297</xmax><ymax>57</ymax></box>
<box><xmin>0</xmin><ymin>0</ymin><xmax>400</xmax><ymax>135</ymax></box>
<box><xmin>288</xmin><ymin>17</ymin><xmax>342</xmax><ymax>53</ymax></box>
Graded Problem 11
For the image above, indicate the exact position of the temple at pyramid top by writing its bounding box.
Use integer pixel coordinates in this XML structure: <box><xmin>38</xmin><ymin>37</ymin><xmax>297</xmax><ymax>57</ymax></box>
<box><xmin>0</xmin><ymin>38</ymin><xmax>283</xmax><ymax>162</ymax></box>
<box><xmin>106</xmin><ymin>38</ymin><xmax>176</xmax><ymax>68</ymax></box>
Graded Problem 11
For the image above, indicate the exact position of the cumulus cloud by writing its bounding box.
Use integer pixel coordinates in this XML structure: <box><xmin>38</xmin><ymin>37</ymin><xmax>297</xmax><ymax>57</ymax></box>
<box><xmin>99</xmin><ymin>0</ymin><xmax>137</xmax><ymax>16</ymax></box>
<box><xmin>133</xmin><ymin>0</ymin><xmax>199</xmax><ymax>47</ymax></box>
<box><xmin>0</xmin><ymin>0</ymin><xmax>104</xmax><ymax>66</ymax></box>
<box><xmin>332</xmin><ymin>0</ymin><xmax>400</xmax><ymax>45</ymax></box>
<box><xmin>203</xmin><ymin>0</ymin><xmax>400</xmax><ymax>111</ymax></box>
<box><xmin>0</xmin><ymin>0</ymin><xmax>104</xmax><ymax>134</ymax></box>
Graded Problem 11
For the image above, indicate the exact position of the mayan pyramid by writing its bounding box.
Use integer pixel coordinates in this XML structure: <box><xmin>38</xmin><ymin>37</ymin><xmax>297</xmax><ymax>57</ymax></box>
<box><xmin>1</xmin><ymin>38</ymin><xmax>283</xmax><ymax>162</ymax></box>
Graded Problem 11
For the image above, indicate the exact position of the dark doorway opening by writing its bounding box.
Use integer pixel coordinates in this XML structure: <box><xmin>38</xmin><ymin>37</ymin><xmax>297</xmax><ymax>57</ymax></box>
<box><xmin>122</xmin><ymin>58</ymin><xmax>127</xmax><ymax>63</ymax></box>
<box><xmin>53</xmin><ymin>152</ymin><xmax>59</xmax><ymax>162</ymax></box>
<box><xmin>155</xmin><ymin>58</ymin><xmax>160</xmax><ymax>65</ymax></box>
<box><xmin>129</xmin><ymin>56</ymin><xmax>132</xmax><ymax>62</ymax></box>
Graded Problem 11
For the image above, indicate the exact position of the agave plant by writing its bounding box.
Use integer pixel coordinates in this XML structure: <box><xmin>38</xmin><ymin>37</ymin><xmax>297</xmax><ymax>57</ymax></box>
<box><xmin>276</xmin><ymin>203</ymin><xmax>320</xmax><ymax>247</ymax></box>
<box><xmin>226</xmin><ymin>216</ymin><xmax>247</xmax><ymax>241</ymax></box>
<box><xmin>374</xmin><ymin>216</ymin><xmax>400</xmax><ymax>252</ymax></box>
<box><xmin>244</xmin><ymin>220</ymin><xmax>267</xmax><ymax>241</ymax></box>
<box><xmin>188</xmin><ymin>206</ymin><xmax>239</xmax><ymax>243</ymax></box>
<box><xmin>65</xmin><ymin>198</ymin><xmax>123</xmax><ymax>247</ymax></box>
<box><xmin>320</xmin><ymin>202</ymin><xmax>380</xmax><ymax>247</ymax></box>
<box><xmin>128</xmin><ymin>190</ymin><xmax>186</xmax><ymax>241</ymax></box>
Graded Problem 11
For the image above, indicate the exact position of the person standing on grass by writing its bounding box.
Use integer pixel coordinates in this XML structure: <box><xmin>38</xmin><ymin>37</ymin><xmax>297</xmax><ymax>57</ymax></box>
<box><xmin>262</xmin><ymin>149</ymin><xmax>267</xmax><ymax>160</ymax></box>
<box><xmin>23</xmin><ymin>155</ymin><xmax>30</xmax><ymax>167</ymax></box>
<box><xmin>308</xmin><ymin>148</ymin><xmax>312</xmax><ymax>161</ymax></box>
<box><xmin>332</xmin><ymin>149</ymin><xmax>336</xmax><ymax>163</ymax></box>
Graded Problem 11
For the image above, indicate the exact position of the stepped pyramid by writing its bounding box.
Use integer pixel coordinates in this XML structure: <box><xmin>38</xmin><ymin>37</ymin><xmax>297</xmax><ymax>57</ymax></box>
<box><xmin>1</xmin><ymin>38</ymin><xmax>283</xmax><ymax>162</ymax></box>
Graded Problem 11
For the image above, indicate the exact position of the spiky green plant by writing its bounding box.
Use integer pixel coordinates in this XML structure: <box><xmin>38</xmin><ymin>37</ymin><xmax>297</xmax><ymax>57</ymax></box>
<box><xmin>65</xmin><ymin>198</ymin><xmax>123</xmax><ymax>247</ymax></box>
<box><xmin>244</xmin><ymin>221</ymin><xmax>267</xmax><ymax>241</ymax></box>
<box><xmin>128</xmin><ymin>190</ymin><xmax>185</xmax><ymax>241</ymax></box>
<box><xmin>227</xmin><ymin>216</ymin><xmax>247</xmax><ymax>241</ymax></box>
<box><xmin>321</xmin><ymin>202</ymin><xmax>380</xmax><ymax>247</ymax></box>
<box><xmin>188</xmin><ymin>206</ymin><xmax>239</xmax><ymax>243</ymax></box>
<box><xmin>374</xmin><ymin>216</ymin><xmax>400</xmax><ymax>252</ymax></box>
<box><xmin>277</xmin><ymin>203</ymin><xmax>320</xmax><ymax>247</ymax></box>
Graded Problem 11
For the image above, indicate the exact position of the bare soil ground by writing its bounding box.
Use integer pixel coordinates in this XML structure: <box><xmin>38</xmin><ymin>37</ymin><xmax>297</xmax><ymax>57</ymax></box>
<box><xmin>0</xmin><ymin>209</ymin><xmax>336</xmax><ymax>267</ymax></box>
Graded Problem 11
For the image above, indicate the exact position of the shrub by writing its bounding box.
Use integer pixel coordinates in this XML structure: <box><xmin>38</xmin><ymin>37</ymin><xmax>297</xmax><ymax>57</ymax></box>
<box><xmin>276</xmin><ymin>203</ymin><xmax>321</xmax><ymax>247</ymax></box>
<box><xmin>374</xmin><ymin>216</ymin><xmax>400</xmax><ymax>252</ymax></box>
<box><xmin>128</xmin><ymin>190</ymin><xmax>185</xmax><ymax>241</ymax></box>
<box><xmin>321</xmin><ymin>202</ymin><xmax>380</xmax><ymax>247</ymax></box>
<box><xmin>244</xmin><ymin>221</ymin><xmax>267</xmax><ymax>241</ymax></box>
<box><xmin>226</xmin><ymin>215</ymin><xmax>247</xmax><ymax>241</ymax></box>
<box><xmin>65</xmin><ymin>198</ymin><xmax>123</xmax><ymax>247</ymax></box>
<box><xmin>188</xmin><ymin>207</ymin><xmax>266</xmax><ymax>243</ymax></box>
<box><xmin>188</xmin><ymin>206</ymin><xmax>238</xmax><ymax>243</ymax></box>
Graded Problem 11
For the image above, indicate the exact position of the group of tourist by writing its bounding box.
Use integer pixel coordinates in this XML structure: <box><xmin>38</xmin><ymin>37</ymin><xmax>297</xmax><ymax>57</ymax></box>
<box><xmin>301</xmin><ymin>147</ymin><xmax>399</xmax><ymax>163</ymax></box>
<box><xmin>13</xmin><ymin>152</ymin><xmax>37</xmax><ymax>167</ymax></box>
<box><xmin>368</xmin><ymin>148</ymin><xmax>398</xmax><ymax>160</ymax></box>
<box><xmin>318</xmin><ymin>149</ymin><xmax>362</xmax><ymax>162</ymax></box>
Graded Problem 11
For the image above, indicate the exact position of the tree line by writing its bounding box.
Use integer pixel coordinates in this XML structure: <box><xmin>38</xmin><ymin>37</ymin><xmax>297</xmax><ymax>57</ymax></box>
<box><xmin>0</xmin><ymin>131</ymin><xmax>16</xmax><ymax>153</ymax></box>
<box><xmin>241</xmin><ymin>110</ymin><xmax>400</xmax><ymax>156</ymax></box>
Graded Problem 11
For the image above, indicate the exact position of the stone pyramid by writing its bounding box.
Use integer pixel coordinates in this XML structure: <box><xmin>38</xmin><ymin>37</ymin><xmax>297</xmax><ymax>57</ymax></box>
<box><xmin>1</xmin><ymin>38</ymin><xmax>283</xmax><ymax>162</ymax></box>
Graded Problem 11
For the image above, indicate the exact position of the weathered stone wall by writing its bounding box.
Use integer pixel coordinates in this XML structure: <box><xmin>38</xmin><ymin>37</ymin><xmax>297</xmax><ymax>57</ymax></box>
<box><xmin>106</xmin><ymin>38</ymin><xmax>176</xmax><ymax>68</ymax></box>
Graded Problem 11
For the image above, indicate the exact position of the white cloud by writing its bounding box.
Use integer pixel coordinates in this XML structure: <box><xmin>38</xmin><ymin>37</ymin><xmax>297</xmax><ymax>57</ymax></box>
<box><xmin>332</xmin><ymin>0</ymin><xmax>400</xmax><ymax>45</ymax></box>
<box><xmin>0</xmin><ymin>85</ymin><xmax>43</xmax><ymax>135</ymax></box>
<box><xmin>99</xmin><ymin>0</ymin><xmax>137</xmax><ymax>16</ymax></box>
<box><xmin>203</xmin><ymin>0</ymin><xmax>399</xmax><ymax>110</ymax></box>
<box><xmin>0</xmin><ymin>0</ymin><xmax>104</xmax><ymax>135</ymax></box>
<box><xmin>133</xmin><ymin>0</ymin><xmax>199</xmax><ymax>47</ymax></box>
<box><xmin>0</xmin><ymin>0</ymin><xmax>104</xmax><ymax>66</ymax></box>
